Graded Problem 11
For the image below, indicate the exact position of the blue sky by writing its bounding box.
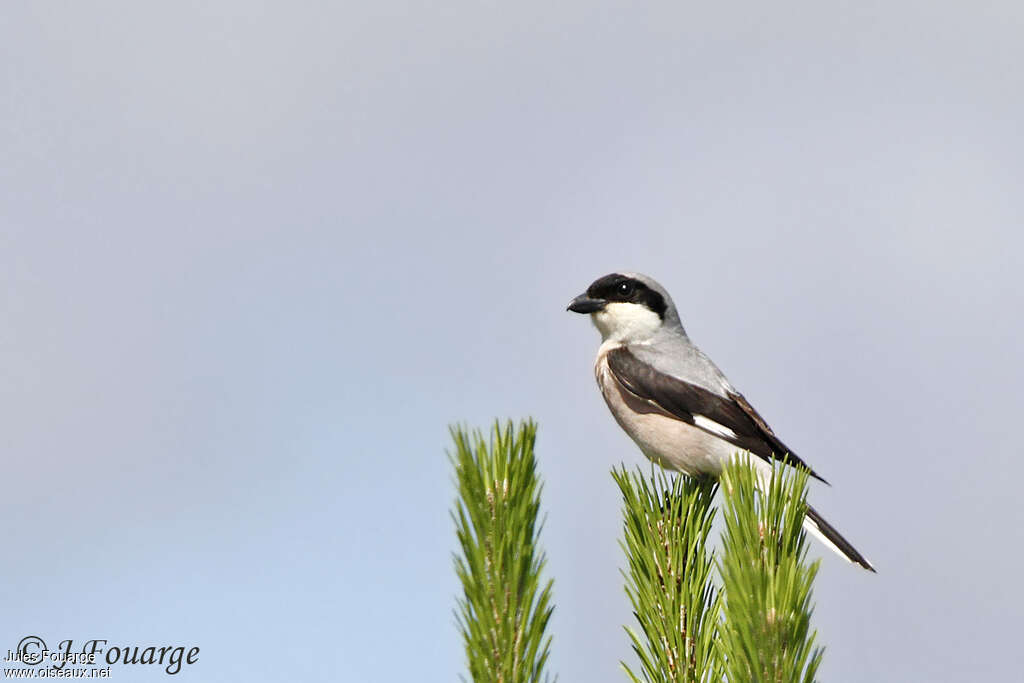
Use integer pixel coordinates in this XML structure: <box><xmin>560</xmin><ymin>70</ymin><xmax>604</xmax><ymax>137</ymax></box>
<box><xmin>3</xmin><ymin>2</ymin><xmax>1022</xmax><ymax>681</ymax></box>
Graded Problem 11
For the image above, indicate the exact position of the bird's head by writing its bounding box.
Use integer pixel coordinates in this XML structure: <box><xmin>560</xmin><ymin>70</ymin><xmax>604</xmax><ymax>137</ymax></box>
<box><xmin>567</xmin><ymin>272</ymin><xmax>680</xmax><ymax>343</ymax></box>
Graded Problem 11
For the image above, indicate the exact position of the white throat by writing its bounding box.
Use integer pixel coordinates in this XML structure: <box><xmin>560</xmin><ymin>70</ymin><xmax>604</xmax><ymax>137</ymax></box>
<box><xmin>591</xmin><ymin>302</ymin><xmax>662</xmax><ymax>344</ymax></box>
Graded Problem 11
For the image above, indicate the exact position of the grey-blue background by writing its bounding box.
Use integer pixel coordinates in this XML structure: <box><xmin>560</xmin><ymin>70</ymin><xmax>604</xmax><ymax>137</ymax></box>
<box><xmin>3</xmin><ymin>2</ymin><xmax>1021</xmax><ymax>681</ymax></box>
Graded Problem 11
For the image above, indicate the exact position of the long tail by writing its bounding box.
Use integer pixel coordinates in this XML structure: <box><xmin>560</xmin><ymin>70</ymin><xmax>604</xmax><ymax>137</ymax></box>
<box><xmin>803</xmin><ymin>505</ymin><xmax>875</xmax><ymax>572</ymax></box>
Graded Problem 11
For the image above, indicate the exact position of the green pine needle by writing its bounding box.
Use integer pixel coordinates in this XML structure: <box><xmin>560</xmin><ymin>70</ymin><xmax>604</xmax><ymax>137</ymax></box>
<box><xmin>613</xmin><ymin>466</ymin><xmax>723</xmax><ymax>683</ymax></box>
<box><xmin>718</xmin><ymin>457</ymin><xmax>824</xmax><ymax>683</ymax></box>
<box><xmin>450</xmin><ymin>420</ymin><xmax>556</xmax><ymax>683</ymax></box>
<box><xmin>614</xmin><ymin>458</ymin><xmax>825</xmax><ymax>683</ymax></box>
<box><xmin>449</xmin><ymin>419</ymin><xmax>825</xmax><ymax>683</ymax></box>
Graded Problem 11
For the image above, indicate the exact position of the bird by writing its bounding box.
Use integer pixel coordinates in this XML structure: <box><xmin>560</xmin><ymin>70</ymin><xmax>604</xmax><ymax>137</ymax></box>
<box><xmin>567</xmin><ymin>271</ymin><xmax>874</xmax><ymax>571</ymax></box>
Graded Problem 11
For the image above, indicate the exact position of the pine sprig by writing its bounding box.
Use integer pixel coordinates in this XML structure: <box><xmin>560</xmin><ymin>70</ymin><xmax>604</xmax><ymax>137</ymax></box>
<box><xmin>450</xmin><ymin>420</ymin><xmax>555</xmax><ymax>683</ymax></box>
<box><xmin>613</xmin><ymin>467</ymin><xmax>723</xmax><ymax>683</ymax></box>
<box><xmin>717</xmin><ymin>458</ymin><xmax>823</xmax><ymax>683</ymax></box>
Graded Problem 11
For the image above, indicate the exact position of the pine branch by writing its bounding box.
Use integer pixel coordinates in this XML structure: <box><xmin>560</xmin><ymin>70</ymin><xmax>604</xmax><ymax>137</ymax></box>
<box><xmin>717</xmin><ymin>458</ymin><xmax>823</xmax><ymax>683</ymax></box>
<box><xmin>613</xmin><ymin>467</ymin><xmax>723</xmax><ymax>683</ymax></box>
<box><xmin>450</xmin><ymin>420</ymin><xmax>556</xmax><ymax>683</ymax></box>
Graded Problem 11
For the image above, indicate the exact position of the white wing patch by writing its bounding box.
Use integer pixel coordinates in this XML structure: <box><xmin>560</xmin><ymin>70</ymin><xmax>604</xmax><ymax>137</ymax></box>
<box><xmin>692</xmin><ymin>415</ymin><xmax>738</xmax><ymax>440</ymax></box>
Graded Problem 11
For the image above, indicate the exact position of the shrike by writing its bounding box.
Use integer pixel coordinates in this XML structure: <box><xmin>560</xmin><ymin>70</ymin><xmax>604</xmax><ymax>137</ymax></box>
<box><xmin>568</xmin><ymin>272</ymin><xmax>874</xmax><ymax>571</ymax></box>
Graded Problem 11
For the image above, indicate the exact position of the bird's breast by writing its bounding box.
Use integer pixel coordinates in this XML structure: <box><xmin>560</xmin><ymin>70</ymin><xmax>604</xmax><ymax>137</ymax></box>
<box><xmin>593</xmin><ymin>345</ymin><xmax>733</xmax><ymax>477</ymax></box>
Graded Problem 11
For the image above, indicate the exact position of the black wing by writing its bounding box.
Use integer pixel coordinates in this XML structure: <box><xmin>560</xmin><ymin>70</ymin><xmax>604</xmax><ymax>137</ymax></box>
<box><xmin>606</xmin><ymin>346</ymin><xmax>828</xmax><ymax>484</ymax></box>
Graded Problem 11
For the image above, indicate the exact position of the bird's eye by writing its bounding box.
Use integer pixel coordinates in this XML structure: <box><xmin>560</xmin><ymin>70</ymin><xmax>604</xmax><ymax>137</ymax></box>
<box><xmin>617</xmin><ymin>281</ymin><xmax>634</xmax><ymax>296</ymax></box>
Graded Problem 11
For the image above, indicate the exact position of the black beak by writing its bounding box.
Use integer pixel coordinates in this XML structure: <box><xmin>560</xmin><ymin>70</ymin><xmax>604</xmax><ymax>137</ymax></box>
<box><xmin>567</xmin><ymin>293</ymin><xmax>607</xmax><ymax>314</ymax></box>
